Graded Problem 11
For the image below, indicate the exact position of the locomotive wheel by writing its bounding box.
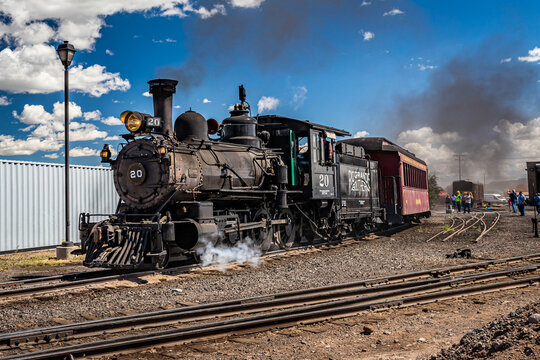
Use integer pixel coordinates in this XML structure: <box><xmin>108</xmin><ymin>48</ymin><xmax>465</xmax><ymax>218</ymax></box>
<box><xmin>252</xmin><ymin>209</ymin><xmax>272</xmax><ymax>252</ymax></box>
<box><xmin>274</xmin><ymin>209</ymin><xmax>297</xmax><ymax>249</ymax></box>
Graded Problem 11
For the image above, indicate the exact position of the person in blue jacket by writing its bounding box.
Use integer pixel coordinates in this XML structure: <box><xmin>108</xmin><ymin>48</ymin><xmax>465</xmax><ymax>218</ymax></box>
<box><xmin>509</xmin><ymin>190</ymin><xmax>518</xmax><ymax>213</ymax></box>
<box><xmin>517</xmin><ymin>191</ymin><xmax>527</xmax><ymax>216</ymax></box>
<box><xmin>535</xmin><ymin>193</ymin><xmax>540</xmax><ymax>215</ymax></box>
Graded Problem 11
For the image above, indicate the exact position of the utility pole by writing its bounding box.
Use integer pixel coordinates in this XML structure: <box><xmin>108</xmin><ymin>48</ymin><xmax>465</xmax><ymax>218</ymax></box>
<box><xmin>453</xmin><ymin>154</ymin><xmax>466</xmax><ymax>181</ymax></box>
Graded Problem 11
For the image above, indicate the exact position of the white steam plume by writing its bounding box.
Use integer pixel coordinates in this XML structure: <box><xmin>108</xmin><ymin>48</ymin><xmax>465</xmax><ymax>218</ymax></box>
<box><xmin>196</xmin><ymin>236</ymin><xmax>262</xmax><ymax>271</ymax></box>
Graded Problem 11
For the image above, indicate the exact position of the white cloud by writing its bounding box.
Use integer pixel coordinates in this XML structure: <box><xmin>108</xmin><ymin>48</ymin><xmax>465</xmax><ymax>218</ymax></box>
<box><xmin>44</xmin><ymin>153</ymin><xmax>59</xmax><ymax>159</ymax></box>
<box><xmin>70</xmin><ymin>147</ymin><xmax>99</xmax><ymax>157</ymax></box>
<box><xmin>174</xmin><ymin>105</ymin><xmax>181</xmax><ymax>109</ymax></box>
<box><xmin>518</xmin><ymin>47</ymin><xmax>540</xmax><ymax>62</ymax></box>
<box><xmin>102</xmin><ymin>116</ymin><xmax>123</xmax><ymax>126</ymax></box>
<box><xmin>397</xmin><ymin>127</ymin><xmax>461</xmax><ymax>145</ymax></box>
<box><xmin>362</xmin><ymin>31</ymin><xmax>374</xmax><ymax>41</ymax></box>
<box><xmin>292</xmin><ymin>86</ymin><xmax>307</xmax><ymax>109</ymax></box>
<box><xmin>257</xmin><ymin>96</ymin><xmax>279</xmax><ymax>113</ymax></box>
<box><xmin>0</xmin><ymin>135</ymin><xmax>63</xmax><ymax>155</ymax></box>
<box><xmin>165</xmin><ymin>38</ymin><xmax>176</xmax><ymax>43</ymax></box>
<box><xmin>0</xmin><ymin>44</ymin><xmax>130</xmax><ymax>96</ymax></box>
<box><xmin>142</xmin><ymin>91</ymin><xmax>152</xmax><ymax>97</ymax></box>
<box><xmin>84</xmin><ymin>110</ymin><xmax>102</xmax><ymax>121</ymax></box>
<box><xmin>360</xmin><ymin>1</ymin><xmax>371</xmax><ymax>6</ymax></box>
<box><xmin>67</xmin><ymin>123</ymin><xmax>108</xmax><ymax>141</ymax></box>
<box><xmin>203</xmin><ymin>98</ymin><xmax>211</xmax><ymax>103</ymax></box>
<box><xmin>0</xmin><ymin>0</ymin><xmax>237</xmax><ymax>96</ymax></box>
<box><xmin>231</xmin><ymin>0</ymin><xmax>265</xmax><ymax>8</ymax></box>
<box><xmin>407</xmin><ymin>57</ymin><xmax>437</xmax><ymax>71</ymax></box>
<box><xmin>0</xmin><ymin>96</ymin><xmax>11</xmax><ymax>106</ymax></box>
<box><xmin>500</xmin><ymin>57</ymin><xmax>512</xmax><ymax>63</ymax></box>
<box><xmin>105</xmin><ymin>49</ymin><xmax>114</xmax><ymax>56</ymax></box>
<box><xmin>0</xmin><ymin>100</ymin><xmax>109</xmax><ymax>156</ymax></box>
<box><xmin>352</xmin><ymin>130</ymin><xmax>369</xmax><ymax>138</ymax></box>
<box><xmin>418</xmin><ymin>64</ymin><xmax>437</xmax><ymax>71</ymax></box>
<box><xmin>104</xmin><ymin>135</ymin><xmax>120</xmax><ymax>141</ymax></box>
<box><xmin>191</xmin><ymin>4</ymin><xmax>226</xmax><ymax>19</ymax></box>
<box><xmin>383</xmin><ymin>8</ymin><xmax>404</xmax><ymax>16</ymax></box>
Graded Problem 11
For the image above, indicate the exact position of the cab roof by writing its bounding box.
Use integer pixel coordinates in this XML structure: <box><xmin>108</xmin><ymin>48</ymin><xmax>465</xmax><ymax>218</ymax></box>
<box><xmin>258</xmin><ymin>115</ymin><xmax>351</xmax><ymax>137</ymax></box>
<box><xmin>340</xmin><ymin>137</ymin><xmax>427</xmax><ymax>166</ymax></box>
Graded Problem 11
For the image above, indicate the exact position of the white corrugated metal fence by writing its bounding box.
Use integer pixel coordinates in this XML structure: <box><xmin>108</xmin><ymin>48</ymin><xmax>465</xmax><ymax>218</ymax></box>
<box><xmin>0</xmin><ymin>159</ymin><xmax>118</xmax><ymax>252</ymax></box>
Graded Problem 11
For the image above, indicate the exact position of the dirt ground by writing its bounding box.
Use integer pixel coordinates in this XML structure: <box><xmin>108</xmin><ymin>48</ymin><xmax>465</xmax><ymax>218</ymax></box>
<box><xmin>1</xmin><ymin>206</ymin><xmax>539</xmax><ymax>359</ymax></box>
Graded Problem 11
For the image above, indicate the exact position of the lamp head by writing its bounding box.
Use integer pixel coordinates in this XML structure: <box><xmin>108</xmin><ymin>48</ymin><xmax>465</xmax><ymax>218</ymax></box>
<box><xmin>56</xmin><ymin>41</ymin><xmax>76</xmax><ymax>68</ymax></box>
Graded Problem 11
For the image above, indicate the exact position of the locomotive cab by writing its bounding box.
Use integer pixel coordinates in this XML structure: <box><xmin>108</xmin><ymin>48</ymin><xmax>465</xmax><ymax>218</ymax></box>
<box><xmin>257</xmin><ymin>116</ymin><xmax>349</xmax><ymax>199</ymax></box>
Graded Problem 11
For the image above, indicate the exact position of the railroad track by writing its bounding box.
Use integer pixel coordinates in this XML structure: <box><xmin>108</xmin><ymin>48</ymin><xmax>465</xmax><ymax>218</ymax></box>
<box><xmin>1</xmin><ymin>253</ymin><xmax>539</xmax><ymax>359</ymax></box>
<box><xmin>0</xmin><ymin>223</ymin><xmax>416</xmax><ymax>301</ymax></box>
<box><xmin>0</xmin><ymin>264</ymin><xmax>203</xmax><ymax>301</ymax></box>
<box><xmin>475</xmin><ymin>212</ymin><xmax>501</xmax><ymax>242</ymax></box>
<box><xmin>427</xmin><ymin>212</ymin><xmax>500</xmax><ymax>243</ymax></box>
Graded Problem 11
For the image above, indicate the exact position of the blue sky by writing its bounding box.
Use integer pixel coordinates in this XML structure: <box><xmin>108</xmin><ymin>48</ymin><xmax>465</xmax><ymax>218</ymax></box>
<box><xmin>1</xmin><ymin>0</ymin><xmax>540</xmax><ymax>185</ymax></box>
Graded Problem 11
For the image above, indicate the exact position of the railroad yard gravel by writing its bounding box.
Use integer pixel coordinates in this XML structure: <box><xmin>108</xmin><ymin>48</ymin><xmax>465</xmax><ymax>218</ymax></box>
<box><xmin>0</xmin><ymin>207</ymin><xmax>539</xmax><ymax>359</ymax></box>
<box><xmin>434</xmin><ymin>302</ymin><xmax>540</xmax><ymax>359</ymax></box>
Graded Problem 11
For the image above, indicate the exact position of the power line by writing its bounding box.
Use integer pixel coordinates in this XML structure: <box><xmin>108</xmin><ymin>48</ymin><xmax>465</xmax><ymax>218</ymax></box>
<box><xmin>453</xmin><ymin>154</ymin><xmax>466</xmax><ymax>181</ymax></box>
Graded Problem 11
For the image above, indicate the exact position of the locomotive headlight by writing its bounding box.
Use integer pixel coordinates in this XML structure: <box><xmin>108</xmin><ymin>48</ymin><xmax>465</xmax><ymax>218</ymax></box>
<box><xmin>126</xmin><ymin>114</ymin><xmax>143</xmax><ymax>132</ymax></box>
<box><xmin>120</xmin><ymin>111</ymin><xmax>145</xmax><ymax>133</ymax></box>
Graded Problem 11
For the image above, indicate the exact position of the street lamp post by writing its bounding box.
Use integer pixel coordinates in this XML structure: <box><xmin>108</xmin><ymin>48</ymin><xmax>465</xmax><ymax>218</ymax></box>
<box><xmin>56</xmin><ymin>41</ymin><xmax>76</xmax><ymax>246</ymax></box>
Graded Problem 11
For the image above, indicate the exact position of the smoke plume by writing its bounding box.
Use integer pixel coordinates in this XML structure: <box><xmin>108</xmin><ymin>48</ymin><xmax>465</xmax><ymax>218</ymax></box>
<box><xmin>196</xmin><ymin>236</ymin><xmax>262</xmax><ymax>271</ymax></box>
<box><xmin>157</xmin><ymin>0</ymin><xmax>420</xmax><ymax>92</ymax></box>
<box><xmin>393</xmin><ymin>39</ymin><xmax>540</xmax><ymax>183</ymax></box>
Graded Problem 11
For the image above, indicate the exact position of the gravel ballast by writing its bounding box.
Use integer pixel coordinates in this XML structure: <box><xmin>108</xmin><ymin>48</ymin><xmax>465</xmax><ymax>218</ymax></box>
<box><xmin>0</xmin><ymin>208</ymin><xmax>538</xmax><ymax>348</ymax></box>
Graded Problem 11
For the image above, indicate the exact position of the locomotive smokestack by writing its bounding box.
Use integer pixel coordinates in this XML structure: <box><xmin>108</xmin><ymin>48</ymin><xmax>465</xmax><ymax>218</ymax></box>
<box><xmin>148</xmin><ymin>79</ymin><xmax>178</xmax><ymax>136</ymax></box>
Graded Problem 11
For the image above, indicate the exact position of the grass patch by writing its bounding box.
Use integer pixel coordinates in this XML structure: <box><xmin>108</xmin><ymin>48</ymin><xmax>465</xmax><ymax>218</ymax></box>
<box><xmin>443</xmin><ymin>224</ymin><xmax>455</xmax><ymax>232</ymax></box>
<box><xmin>0</xmin><ymin>251</ymin><xmax>83</xmax><ymax>272</ymax></box>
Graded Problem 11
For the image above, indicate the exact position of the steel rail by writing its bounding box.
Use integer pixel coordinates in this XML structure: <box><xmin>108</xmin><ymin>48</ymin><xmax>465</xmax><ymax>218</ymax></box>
<box><xmin>447</xmin><ymin>212</ymin><xmax>485</xmax><ymax>240</ymax></box>
<box><xmin>3</xmin><ymin>263</ymin><xmax>537</xmax><ymax>348</ymax></box>
<box><xmin>0</xmin><ymin>264</ymin><xmax>198</xmax><ymax>300</ymax></box>
<box><xmin>1</xmin><ymin>254</ymin><xmax>539</xmax><ymax>350</ymax></box>
<box><xmin>475</xmin><ymin>212</ymin><xmax>501</xmax><ymax>242</ymax></box>
<box><xmin>441</xmin><ymin>215</ymin><xmax>476</xmax><ymax>242</ymax></box>
<box><xmin>4</xmin><ymin>272</ymin><xmax>539</xmax><ymax>360</ymax></box>
<box><xmin>426</xmin><ymin>217</ymin><xmax>457</xmax><ymax>242</ymax></box>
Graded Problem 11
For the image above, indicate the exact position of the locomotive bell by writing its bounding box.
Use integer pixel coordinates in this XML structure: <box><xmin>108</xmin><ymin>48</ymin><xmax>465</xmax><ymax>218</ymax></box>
<box><xmin>174</xmin><ymin>110</ymin><xmax>209</xmax><ymax>142</ymax></box>
<box><xmin>221</xmin><ymin>85</ymin><xmax>261</xmax><ymax>148</ymax></box>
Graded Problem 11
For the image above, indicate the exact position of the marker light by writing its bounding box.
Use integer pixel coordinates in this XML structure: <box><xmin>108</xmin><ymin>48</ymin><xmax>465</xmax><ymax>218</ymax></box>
<box><xmin>100</xmin><ymin>144</ymin><xmax>112</xmax><ymax>163</ymax></box>
<box><xmin>158</xmin><ymin>145</ymin><xmax>167</xmax><ymax>154</ymax></box>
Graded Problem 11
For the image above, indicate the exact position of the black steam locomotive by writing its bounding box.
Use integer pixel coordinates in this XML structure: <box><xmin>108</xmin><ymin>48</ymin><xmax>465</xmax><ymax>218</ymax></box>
<box><xmin>80</xmin><ymin>79</ymin><xmax>429</xmax><ymax>269</ymax></box>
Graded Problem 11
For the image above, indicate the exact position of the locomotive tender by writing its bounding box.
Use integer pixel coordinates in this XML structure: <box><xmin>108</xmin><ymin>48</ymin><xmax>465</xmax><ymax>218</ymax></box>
<box><xmin>80</xmin><ymin>79</ymin><xmax>430</xmax><ymax>269</ymax></box>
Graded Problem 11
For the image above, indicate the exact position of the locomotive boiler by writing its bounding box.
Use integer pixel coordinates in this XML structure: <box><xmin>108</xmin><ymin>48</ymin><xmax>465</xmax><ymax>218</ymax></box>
<box><xmin>80</xmin><ymin>79</ymin><xmax>430</xmax><ymax>270</ymax></box>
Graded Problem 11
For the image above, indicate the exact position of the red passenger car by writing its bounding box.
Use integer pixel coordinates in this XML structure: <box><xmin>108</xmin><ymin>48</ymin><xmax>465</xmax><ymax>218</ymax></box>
<box><xmin>341</xmin><ymin>137</ymin><xmax>430</xmax><ymax>225</ymax></box>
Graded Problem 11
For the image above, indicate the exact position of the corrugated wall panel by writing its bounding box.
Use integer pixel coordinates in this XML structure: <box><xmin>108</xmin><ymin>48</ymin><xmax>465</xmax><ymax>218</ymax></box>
<box><xmin>0</xmin><ymin>160</ymin><xmax>118</xmax><ymax>252</ymax></box>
